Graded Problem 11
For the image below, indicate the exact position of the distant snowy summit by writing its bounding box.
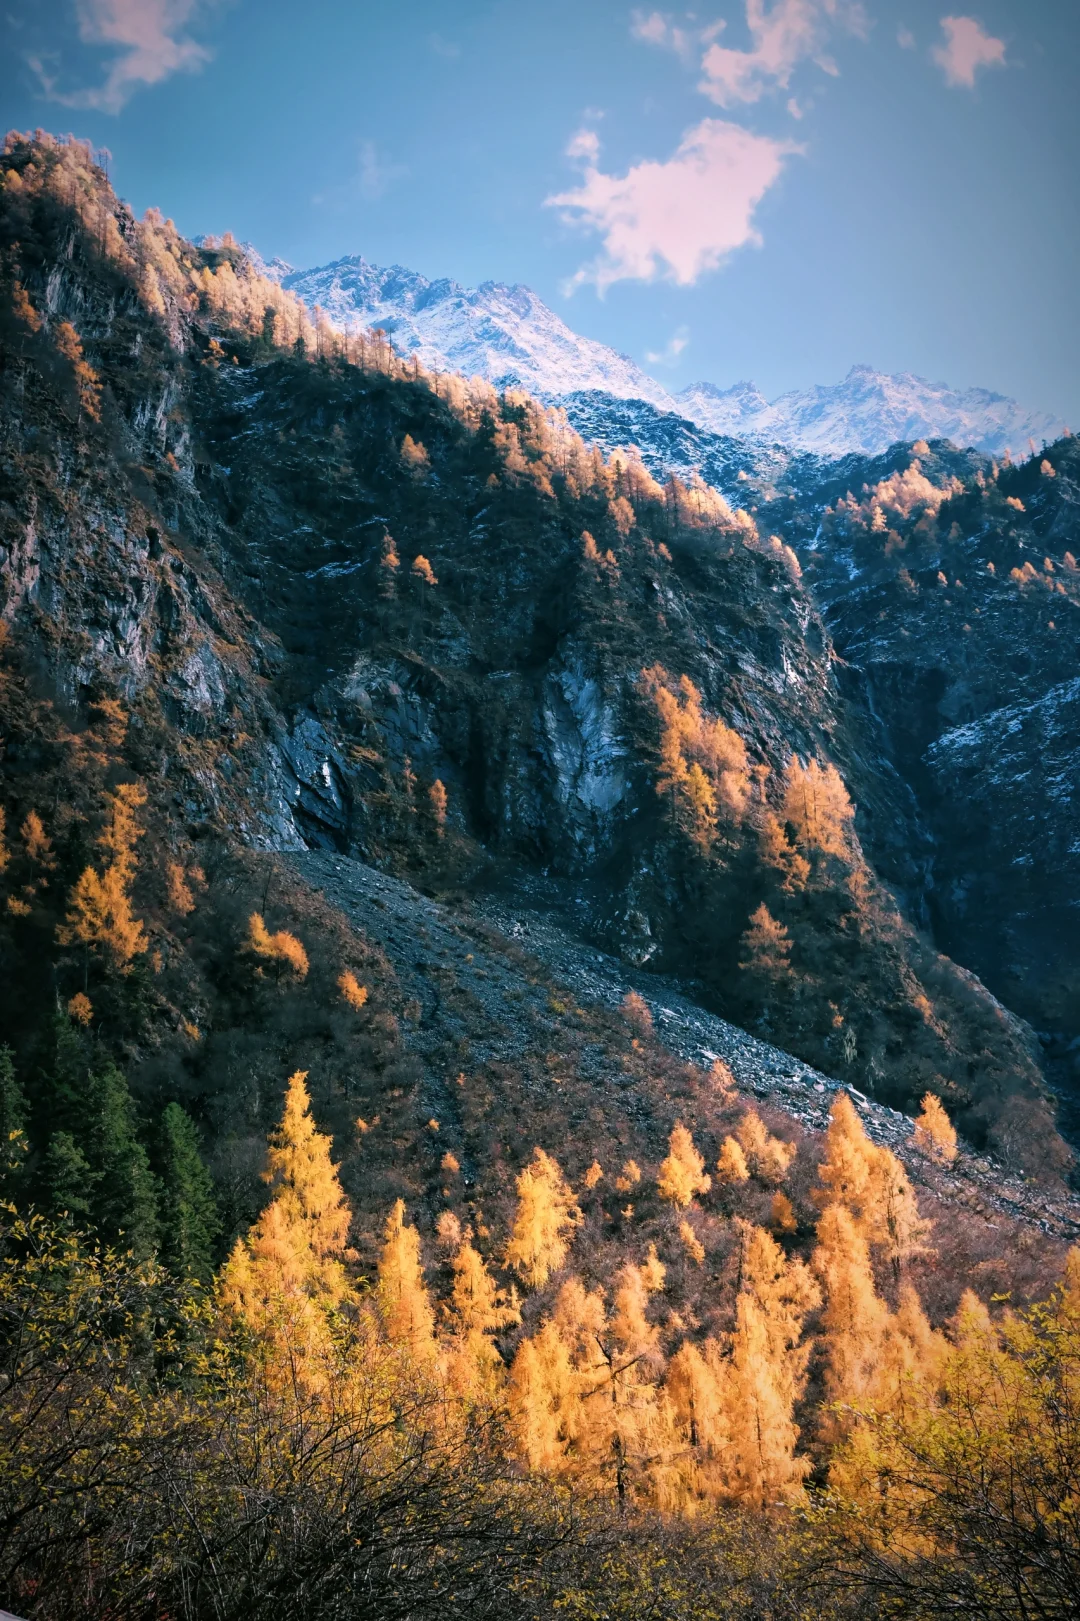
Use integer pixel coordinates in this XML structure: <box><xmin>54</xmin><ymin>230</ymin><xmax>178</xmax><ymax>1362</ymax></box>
<box><xmin>678</xmin><ymin>368</ymin><xmax>1068</xmax><ymax>458</ymax></box>
<box><xmin>270</xmin><ymin>251</ymin><xmax>1067</xmax><ymax>458</ymax></box>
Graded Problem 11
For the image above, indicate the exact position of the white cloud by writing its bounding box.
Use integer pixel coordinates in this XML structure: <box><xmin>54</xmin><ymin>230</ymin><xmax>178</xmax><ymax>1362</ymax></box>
<box><xmin>645</xmin><ymin>326</ymin><xmax>690</xmax><ymax>364</ymax></box>
<box><xmin>565</xmin><ymin>128</ymin><xmax>601</xmax><ymax>164</ymax></box>
<box><xmin>932</xmin><ymin>15</ymin><xmax>1006</xmax><ymax>88</ymax></box>
<box><xmin>897</xmin><ymin>25</ymin><xmax>916</xmax><ymax>49</ymax></box>
<box><xmin>313</xmin><ymin>140</ymin><xmax>408</xmax><ymax>208</ymax></box>
<box><xmin>30</xmin><ymin>0</ymin><xmax>211</xmax><ymax>114</ymax></box>
<box><xmin>631</xmin><ymin>10</ymin><xmax>671</xmax><ymax>46</ymax></box>
<box><xmin>356</xmin><ymin>140</ymin><xmax>407</xmax><ymax>201</ymax></box>
<box><xmin>630</xmin><ymin>9</ymin><xmax>698</xmax><ymax>59</ymax></box>
<box><xmin>546</xmin><ymin>117</ymin><xmax>800</xmax><ymax>293</ymax></box>
<box><xmin>699</xmin><ymin>0</ymin><xmax>867</xmax><ymax>108</ymax></box>
<box><xmin>427</xmin><ymin>33</ymin><xmax>460</xmax><ymax>59</ymax></box>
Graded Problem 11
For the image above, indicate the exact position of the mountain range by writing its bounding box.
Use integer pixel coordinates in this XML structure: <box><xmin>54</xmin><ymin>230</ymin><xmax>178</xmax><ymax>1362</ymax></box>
<box><xmin>273</xmin><ymin>252</ymin><xmax>1069</xmax><ymax>458</ymax></box>
<box><xmin>5</xmin><ymin>130</ymin><xmax>1080</xmax><ymax>1621</ymax></box>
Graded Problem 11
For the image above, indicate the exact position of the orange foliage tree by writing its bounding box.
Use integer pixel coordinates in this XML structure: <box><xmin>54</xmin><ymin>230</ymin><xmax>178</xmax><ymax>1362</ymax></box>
<box><xmin>504</xmin><ymin>1148</ymin><xmax>582</xmax><ymax>1288</ymax></box>
<box><xmin>640</xmin><ymin>665</ymin><xmax>748</xmax><ymax>848</ymax></box>
<box><xmin>657</xmin><ymin>1123</ymin><xmax>712</xmax><ymax>1208</ymax></box>
<box><xmin>246</xmin><ymin>912</ymin><xmax>309</xmax><ymax>979</ymax></box>
<box><xmin>57</xmin><ymin>783</ymin><xmax>148</xmax><ymax>972</ymax></box>
<box><xmin>913</xmin><ymin>1092</ymin><xmax>958</xmax><ymax>1164</ymax></box>
<box><xmin>221</xmin><ymin>1071</ymin><xmax>353</xmax><ymax>1378</ymax></box>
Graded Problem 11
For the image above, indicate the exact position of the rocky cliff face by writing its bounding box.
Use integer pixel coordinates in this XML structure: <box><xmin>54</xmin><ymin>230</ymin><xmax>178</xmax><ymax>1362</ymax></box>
<box><xmin>753</xmin><ymin>438</ymin><xmax>1080</xmax><ymax>1140</ymax></box>
<box><xmin>0</xmin><ymin>134</ymin><xmax>1074</xmax><ymax>1190</ymax></box>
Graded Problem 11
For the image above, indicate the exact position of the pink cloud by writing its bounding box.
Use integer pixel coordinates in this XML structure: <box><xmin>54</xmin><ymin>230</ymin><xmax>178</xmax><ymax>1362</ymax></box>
<box><xmin>546</xmin><ymin>118</ymin><xmax>801</xmax><ymax>293</ymax></box>
<box><xmin>31</xmin><ymin>0</ymin><xmax>211</xmax><ymax>114</ymax></box>
<box><xmin>631</xmin><ymin>10</ymin><xmax>671</xmax><ymax>47</ymax></box>
<box><xmin>932</xmin><ymin>15</ymin><xmax>1006</xmax><ymax>88</ymax></box>
<box><xmin>699</xmin><ymin>0</ymin><xmax>867</xmax><ymax>107</ymax></box>
<box><xmin>630</xmin><ymin>8</ymin><xmax>697</xmax><ymax>61</ymax></box>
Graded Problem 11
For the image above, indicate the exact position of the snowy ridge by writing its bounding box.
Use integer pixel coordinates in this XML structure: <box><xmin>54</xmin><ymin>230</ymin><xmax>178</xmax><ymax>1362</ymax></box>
<box><xmin>274</xmin><ymin>251</ymin><xmax>1068</xmax><ymax>458</ymax></box>
<box><xmin>557</xmin><ymin>391</ymin><xmax>824</xmax><ymax>501</ymax></box>
<box><xmin>677</xmin><ymin>367</ymin><xmax>1069</xmax><ymax>458</ymax></box>
<box><xmin>280</xmin><ymin>256</ymin><xmax>677</xmax><ymax>409</ymax></box>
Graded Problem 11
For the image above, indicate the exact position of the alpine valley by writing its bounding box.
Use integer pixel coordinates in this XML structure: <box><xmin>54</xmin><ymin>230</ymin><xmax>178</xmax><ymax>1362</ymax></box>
<box><xmin>1</xmin><ymin>132</ymin><xmax>1079</xmax><ymax>1621</ymax></box>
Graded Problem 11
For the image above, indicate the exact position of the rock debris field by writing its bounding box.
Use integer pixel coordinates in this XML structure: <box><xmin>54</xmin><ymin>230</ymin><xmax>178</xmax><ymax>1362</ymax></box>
<box><xmin>294</xmin><ymin>851</ymin><xmax>1080</xmax><ymax>1242</ymax></box>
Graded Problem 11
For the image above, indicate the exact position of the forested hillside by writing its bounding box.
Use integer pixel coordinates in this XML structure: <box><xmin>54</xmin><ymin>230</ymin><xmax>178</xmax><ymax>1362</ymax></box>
<box><xmin>1</xmin><ymin>130</ymin><xmax>1078</xmax><ymax>1621</ymax></box>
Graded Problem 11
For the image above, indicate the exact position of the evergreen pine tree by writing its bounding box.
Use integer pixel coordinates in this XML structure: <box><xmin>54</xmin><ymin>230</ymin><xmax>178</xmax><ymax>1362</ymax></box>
<box><xmin>35</xmin><ymin>1011</ymin><xmax>87</xmax><ymax>1137</ymax></box>
<box><xmin>0</xmin><ymin>1046</ymin><xmax>30</xmax><ymax>1197</ymax></box>
<box><xmin>40</xmin><ymin>1130</ymin><xmax>98</xmax><ymax>1224</ymax></box>
<box><xmin>85</xmin><ymin>1063</ymin><xmax>159</xmax><ymax>1259</ymax></box>
<box><xmin>157</xmin><ymin>1102</ymin><xmax>220</xmax><ymax>1281</ymax></box>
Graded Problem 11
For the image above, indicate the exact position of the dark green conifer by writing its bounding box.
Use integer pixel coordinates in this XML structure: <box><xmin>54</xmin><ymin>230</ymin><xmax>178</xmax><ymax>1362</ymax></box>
<box><xmin>157</xmin><ymin>1101</ymin><xmax>219</xmax><ymax>1280</ymax></box>
<box><xmin>36</xmin><ymin>1011</ymin><xmax>87</xmax><ymax>1134</ymax></box>
<box><xmin>84</xmin><ymin>1063</ymin><xmax>159</xmax><ymax>1259</ymax></box>
<box><xmin>0</xmin><ymin>1046</ymin><xmax>30</xmax><ymax>1197</ymax></box>
<box><xmin>41</xmin><ymin>1130</ymin><xmax>98</xmax><ymax>1224</ymax></box>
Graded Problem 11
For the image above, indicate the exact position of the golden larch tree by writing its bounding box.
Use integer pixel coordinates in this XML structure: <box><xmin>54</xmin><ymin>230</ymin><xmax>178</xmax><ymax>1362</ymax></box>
<box><xmin>445</xmin><ymin>1239</ymin><xmax>519</xmax><ymax>1397</ymax></box>
<box><xmin>377</xmin><ymin>1200</ymin><xmax>438</xmax><ymax>1362</ymax></box>
<box><xmin>338</xmin><ymin>970</ymin><xmax>368</xmax><ymax>1010</ymax></box>
<box><xmin>584</xmin><ymin>1262</ymin><xmax>671</xmax><ymax>1508</ymax></box>
<box><xmin>220</xmin><ymin>1071</ymin><xmax>353</xmax><ymax>1376</ymax></box>
<box><xmin>428</xmin><ymin>779</ymin><xmax>448</xmax><ymax>834</ymax></box>
<box><xmin>400</xmin><ymin>434</ymin><xmax>429</xmax><ymax>475</ymax></box>
<box><xmin>759</xmin><ymin>810</ymin><xmax>810</xmax><ymax>892</ymax></box>
<box><xmin>913</xmin><ymin>1092</ymin><xmax>958</xmax><ymax>1164</ymax></box>
<box><xmin>716</xmin><ymin>1136</ymin><xmax>750</xmax><ymax>1184</ymax></box>
<box><xmin>816</xmin><ymin>1093</ymin><xmax>930</xmax><ymax>1280</ymax></box>
<box><xmin>657</xmin><ymin>1123</ymin><xmax>712</xmax><ymax>1208</ymax></box>
<box><xmin>781</xmin><ymin>754</ymin><xmax>855</xmax><ymax>858</ymax></box>
<box><xmin>504</xmin><ymin>1148</ymin><xmax>582</xmax><ymax>1288</ymax></box>
<box><xmin>509</xmin><ymin>1276</ymin><xmax>605</xmax><ymax>1473</ymax></box>
<box><xmin>813</xmin><ymin>1202</ymin><xmax>891</xmax><ymax>1428</ymax></box>
<box><xmin>247</xmin><ymin>912</ymin><xmax>309</xmax><ymax>979</ymax></box>
<box><xmin>664</xmin><ymin>1338</ymin><xmax>729</xmax><ymax>1509</ymax></box>
<box><xmin>719</xmin><ymin>1223</ymin><xmax>820</xmax><ymax>1509</ymax></box>
<box><xmin>21</xmin><ymin>810</ymin><xmax>54</xmax><ymax>877</ymax></box>
<box><xmin>58</xmin><ymin>783</ymin><xmax>148</xmax><ymax>972</ymax></box>
<box><xmin>54</xmin><ymin>320</ymin><xmax>101</xmax><ymax>420</ymax></box>
<box><xmin>738</xmin><ymin>903</ymin><xmax>791</xmax><ymax>981</ymax></box>
<box><xmin>640</xmin><ymin>665</ymin><xmax>748</xmax><ymax>847</ymax></box>
<box><xmin>735</xmin><ymin>1108</ymin><xmax>795</xmax><ymax>1184</ymax></box>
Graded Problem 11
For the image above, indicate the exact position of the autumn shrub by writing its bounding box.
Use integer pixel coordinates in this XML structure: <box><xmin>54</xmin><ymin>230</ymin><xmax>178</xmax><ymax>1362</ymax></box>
<box><xmin>246</xmin><ymin>910</ymin><xmax>309</xmax><ymax>979</ymax></box>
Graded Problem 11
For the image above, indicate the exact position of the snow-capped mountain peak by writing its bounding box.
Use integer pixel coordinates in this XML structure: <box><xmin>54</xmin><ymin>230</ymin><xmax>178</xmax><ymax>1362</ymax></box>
<box><xmin>276</xmin><ymin>251</ymin><xmax>1067</xmax><ymax>458</ymax></box>
<box><xmin>280</xmin><ymin>256</ymin><xmax>677</xmax><ymax>409</ymax></box>
<box><xmin>676</xmin><ymin>364</ymin><xmax>1067</xmax><ymax>457</ymax></box>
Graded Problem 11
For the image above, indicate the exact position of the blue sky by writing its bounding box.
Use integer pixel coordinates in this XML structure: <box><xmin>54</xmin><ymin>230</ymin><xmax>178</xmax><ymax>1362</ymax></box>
<box><xmin>3</xmin><ymin>1</ymin><xmax>1079</xmax><ymax>418</ymax></box>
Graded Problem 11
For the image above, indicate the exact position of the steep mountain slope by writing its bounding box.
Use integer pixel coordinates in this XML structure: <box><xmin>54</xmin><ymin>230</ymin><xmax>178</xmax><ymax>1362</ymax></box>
<box><xmin>276</xmin><ymin>250</ymin><xmax>1067</xmax><ymax>456</ymax></box>
<box><xmin>0</xmin><ymin>120</ymin><xmax>1074</xmax><ymax>1295</ymax></box>
<box><xmin>754</xmin><ymin>437</ymin><xmax>1080</xmax><ymax>1140</ymax></box>
<box><xmin>555</xmin><ymin>390</ymin><xmax>824</xmax><ymax>500</ymax></box>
